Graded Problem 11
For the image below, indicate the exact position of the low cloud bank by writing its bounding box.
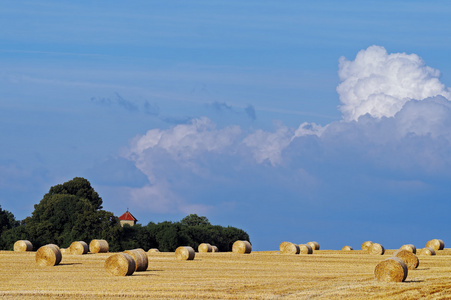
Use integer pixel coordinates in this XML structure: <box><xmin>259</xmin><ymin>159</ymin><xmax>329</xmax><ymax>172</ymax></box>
<box><xmin>123</xmin><ymin>46</ymin><xmax>451</xmax><ymax>216</ymax></box>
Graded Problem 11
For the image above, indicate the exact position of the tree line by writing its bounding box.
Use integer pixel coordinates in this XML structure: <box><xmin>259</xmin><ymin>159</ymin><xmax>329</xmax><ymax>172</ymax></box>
<box><xmin>0</xmin><ymin>177</ymin><xmax>249</xmax><ymax>252</ymax></box>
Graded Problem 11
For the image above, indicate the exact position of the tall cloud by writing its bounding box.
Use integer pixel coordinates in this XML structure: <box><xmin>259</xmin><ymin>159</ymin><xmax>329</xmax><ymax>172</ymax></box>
<box><xmin>337</xmin><ymin>45</ymin><xmax>451</xmax><ymax>121</ymax></box>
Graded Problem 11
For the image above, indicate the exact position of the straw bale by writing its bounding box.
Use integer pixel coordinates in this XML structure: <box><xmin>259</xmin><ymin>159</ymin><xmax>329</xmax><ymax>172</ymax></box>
<box><xmin>342</xmin><ymin>245</ymin><xmax>353</xmax><ymax>251</ymax></box>
<box><xmin>212</xmin><ymin>246</ymin><xmax>219</xmax><ymax>252</ymax></box>
<box><xmin>307</xmin><ymin>241</ymin><xmax>320</xmax><ymax>251</ymax></box>
<box><xmin>35</xmin><ymin>244</ymin><xmax>62</xmax><ymax>266</ymax></box>
<box><xmin>426</xmin><ymin>239</ymin><xmax>445</xmax><ymax>251</ymax></box>
<box><xmin>419</xmin><ymin>247</ymin><xmax>436</xmax><ymax>256</ymax></box>
<box><xmin>198</xmin><ymin>243</ymin><xmax>212</xmax><ymax>253</ymax></box>
<box><xmin>175</xmin><ymin>246</ymin><xmax>195</xmax><ymax>260</ymax></box>
<box><xmin>374</xmin><ymin>257</ymin><xmax>408</xmax><ymax>282</ymax></box>
<box><xmin>14</xmin><ymin>240</ymin><xmax>33</xmax><ymax>252</ymax></box>
<box><xmin>232</xmin><ymin>240</ymin><xmax>252</xmax><ymax>254</ymax></box>
<box><xmin>89</xmin><ymin>239</ymin><xmax>109</xmax><ymax>253</ymax></box>
<box><xmin>393</xmin><ymin>249</ymin><xmax>419</xmax><ymax>270</ymax></box>
<box><xmin>279</xmin><ymin>242</ymin><xmax>300</xmax><ymax>255</ymax></box>
<box><xmin>400</xmin><ymin>244</ymin><xmax>416</xmax><ymax>254</ymax></box>
<box><xmin>69</xmin><ymin>241</ymin><xmax>88</xmax><ymax>255</ymax></box>
<box><xmin>124</xmin><ymin>248</ymin><xmax>148</xmax><ymax>271</ymax></box>
<box><xmin>368</xmin><ymin>243</ymin><xmax>385</xmax><ymax>255</ymax></box>
<box><xmin>47</xmin><ymin>244</ymin><xmax>60</xmax><ymax>251</ymax></box>
<box><xmin>298</xmin><ymin>244</ymin><xmax>313</xmax><ymax>254</ymax></box>
<box><xmin>104</xmin><ymin>253</ymin><xmax>135</xmax><ymax>276</ymax></box>
<box><xmin>361</xmin><ymin>241</ymin><xmax>373</xmax><ymax>251</ymax></box>
<box><xmin>148</xmin><ymin>248</ymin><xmax>160</xmax><ymax>253</ymax></box>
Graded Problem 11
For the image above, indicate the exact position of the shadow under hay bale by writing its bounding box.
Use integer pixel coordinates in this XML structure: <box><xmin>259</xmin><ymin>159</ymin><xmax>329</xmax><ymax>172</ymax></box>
<box><xmin>105</xmin><ymin>253</ymin><xmax>135</xmax><ymax>276</ymax></box>
<box><xmin>368</xmin><ymin>243</ymin><xmax>385</xmax><ymax>255</ymax></box>
<box><xmin>36</xmin><ymin>244</ymin><xmax>62</xmax><ymax>267</ymax></box>
<box><xmin>393</xmin><ymin>249</ymin><xmax>419</xmax><ymax>270</ymax></box>
<box><xmin>298</xmin><ymin>244</ymin><xmax>313</xmax><ymax>254</ymax></box>
<box><xmin>124</xmin><ymin>249</ymin><xmax>148</xmax><ymax>272</ymax></box>
<box><xmin>232</xmin><ymin>240</ymin><xmax>252</xmax><ymax>254</ymax></box>
<box><xmin>89</xmin><ymin>239</ymin><xmax>109</xmax><ymax>253</ymax></box>
<box><xmin>175</xmin><ymin>246</ymin><xmax>195</xmax><ymax>260</ymax></box>
<box><xmin>426</xmin><ymin>239</ymin><xmax>444</xmax><ymax>251</ymax></box>
<box><xmin>198</xmin><ymin>243</ymin><xmax>212</xmax><ymax>253</ymax></box>
<box><xmin>14</xmin><ymin>240</ymin><xmax>33</xmax><ymax>252</ymax></box>
<box><xmin>374</xmin><ymin>257</ymin><xmax>408</xmax><ymax>282</ymax></box>
<box><xmin>69</xmin><ymin>241</ymin><xmax>88</xmax><ymax>255</ymax></box>
<box><xmin>400</xmin><ymin>244</ymin><xmax>417</xmax><ymax>254</ymax></box>
<box><xmin>342</xmin><ymin>245</ymin><xmax>353</xmax><ymax>251</ymax></box>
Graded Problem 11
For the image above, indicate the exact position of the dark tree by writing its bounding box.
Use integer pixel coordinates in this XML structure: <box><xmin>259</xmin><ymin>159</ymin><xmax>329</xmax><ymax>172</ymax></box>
<box><xmin>0</xmin><ymin>206</ymin><xmax>20</xmax><ymax>249</ymax></box>
<box><xmin>21</xmin><ymin>177</ymin><xmax>121</xmax><ymax>249</ymax></box>
<box><xmin>137</xmin><ymin>215</ymin><xmax>250</xmax><ymax>252</ymax></box>
<box><xmin>0</xmin><ymin>205</ymin><xmax>19</xmax><ymax>234</ymax></box>
<box><xmin>46</xmin><ymin>177</ymin><xmax>103</xmax><ymax>210</ymax></box>
<box><xmin>180</xmin><ymin>214</ymin><xmax>211</xmax><ymax>227</ymax></box>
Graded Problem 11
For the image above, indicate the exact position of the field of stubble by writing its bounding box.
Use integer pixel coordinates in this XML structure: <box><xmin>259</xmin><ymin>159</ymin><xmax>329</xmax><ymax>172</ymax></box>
<box><xmin>1</xmin><ymin>249</ymin><xmax>451</xmax><ymax>299</ymax></box>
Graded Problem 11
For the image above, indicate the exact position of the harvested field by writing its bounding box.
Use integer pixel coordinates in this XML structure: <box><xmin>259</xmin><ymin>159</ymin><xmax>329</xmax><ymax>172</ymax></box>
<box><xmin>1</xmin><ymin>249</ymin><xmax>451</xmax><ymax>299</ymax></box>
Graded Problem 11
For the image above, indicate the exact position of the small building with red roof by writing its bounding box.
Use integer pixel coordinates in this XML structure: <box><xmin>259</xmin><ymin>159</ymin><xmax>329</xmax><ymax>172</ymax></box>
<box><xmin>118</xmin><ymin>210</ymin><xmax>137</xmax><ymax>227</ymax></box>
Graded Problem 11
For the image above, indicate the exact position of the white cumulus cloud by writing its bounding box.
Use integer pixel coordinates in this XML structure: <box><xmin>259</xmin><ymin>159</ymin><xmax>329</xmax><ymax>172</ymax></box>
<box><xmin>337</xmin><ymin>45</ymin><xmax>451</xmax><ymax>121</ymax></box>
<box><xmin>127</xmin><ymin>117</ymin><xmax>242</xmax><ymax>181</ymax></box>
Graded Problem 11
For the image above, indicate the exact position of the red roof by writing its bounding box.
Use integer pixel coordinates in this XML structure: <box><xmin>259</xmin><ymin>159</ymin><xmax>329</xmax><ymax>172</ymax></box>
<box><xmin>118</xmin><ymin>211</ymin><xmax>137</xmax><ymax>221</ymax></box>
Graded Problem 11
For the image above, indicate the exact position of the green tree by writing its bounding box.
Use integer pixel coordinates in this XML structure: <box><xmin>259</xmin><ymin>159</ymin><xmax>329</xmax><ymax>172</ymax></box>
<box><xmin>180</xmin><ymin>214</ymin><xmax>211</xmax><ymax>227</ymax></box>
<box><xmin>0</xmin><ymin>205</ymin><xmax>19</xmax><ymax>234</ymax></box>
<box><xmin>0</xmin><ymin>223</ymin><xmax>28</xmax><ymax>250</ymax></box>
<box><xmin>22</xmin><ymin>177</ymin><xmax>121</xmax><ymax>249</ymax></box>
<box><xmin>47</xmin><ymin>177</ymin><xmax>103</xmax><ymax>210</ymax></box>
<box><xmin>0</xmin><ymin>206</ymin><xmax>20</xmax><ymax>249</ymax></box>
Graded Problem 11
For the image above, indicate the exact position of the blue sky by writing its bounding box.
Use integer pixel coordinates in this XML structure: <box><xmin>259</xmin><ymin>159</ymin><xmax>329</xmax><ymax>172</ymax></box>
<box><xmin>2</xmin><ymin>1</ymin><xmax>451</xmax><ymax>250</ymax></box>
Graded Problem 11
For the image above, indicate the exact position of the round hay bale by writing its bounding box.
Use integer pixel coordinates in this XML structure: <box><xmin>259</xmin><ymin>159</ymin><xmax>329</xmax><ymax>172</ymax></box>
<box><xmin>298</xmin><ymin>244</ymin><xmax>313</xmax><ymax>254</ymax></box>
<box><xmin>211</xmin><ymin>246</ymin><xmax>219</xmax><ymax>252</ymax></box>
<box><xmin>198</xmin><ymin>243</ymin><xmax>212</xmax><ymax>253</ymax></box>
<box><xmin>307</xmin><ymin>241</ymin><xmax>320</xmax><ymax>251</ymax></box>
<box><xmin>14</xmin><ymin>240</ymin><xmax>33</xmax><ymax>252</ymax></box>
<box><xmin>124</xmin><ymin>248</ymin><xmax>148</xmax><ymax>272</ymax></box>
<box><xmin>426</xmin><ymin>239</ymin><xmax>444</xmax><ymax>251</ymax></box>
<box><xmin>400</xmin><ymin>244</ymin><xmax>416</xmax><ymax>254</ymax></box>
<box><xmin>69</xmin><ymin>241</ymin><xmax>88</xmax><ymax>255</ymax></box>
<box><xmin>35</xmin><ymin>244</ymin><xmax>62</xmax><ymax>266</ymax></box>
<box><xmin>104</xmin><ymin>253</ymin><xmax>135</xmax><ymax>276</ymax></box>
<box><xmin>342</xmin><ymin>245</ymin><xmax>353</xmax><ymax>251</ymax></box>
<box><xmin>89</xmin><ymin>239</ymin><xmax>109</xmax><ymax>253</ymax></box>
<box><xmin>148</xmin><ymin>248</ymin><xmax>160</xmax><ymax>253</ymax></box>
<box><xmin>419</xmin><ymin>247</ymin><xmax>436</xmax><ymax>256</ymax></box>
<box><xmin>361</xmin><ymin>241</ymin><xmax>373</xmax><ymax>251</ymax></box>
<box><xmin>374</xmin><ymin>257</ymin><xmax>408</xmax><ymax>282</ymax></box>
<box><xmin>393</xmin><ymin>249</ymin><xmax>419</xmax><ymax>270</ymax></box>
<box><xmin>279</xmin><ymin>242</ymin><xmax>300</xmax><ymax>254</ymax></box>
<box><xmin>175</xmin><ymin>246</ymin><xmax>195</xmax><ymax>260</ymax></box>
<box><xmin>368</xmin><ymin>243</ymin><xmax>385</xmax><ymax>255</ymax></box>
<box><xmin>232</xmin><ymin>240</ymin><xmax>252</xmax><ymax>254</ymax></box>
